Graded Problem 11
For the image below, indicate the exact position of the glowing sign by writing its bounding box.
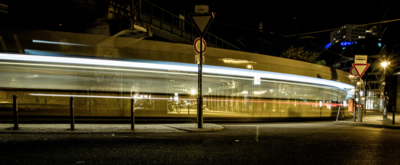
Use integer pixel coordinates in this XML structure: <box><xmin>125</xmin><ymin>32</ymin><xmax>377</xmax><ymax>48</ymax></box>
<box><xmin>340</xmin><ymin>42</ymin><xmax>353</xmax><ymax>46</ymax></box>
<box><xmin>325</xmin><ymin>43</ymin><xmax>331</xmax><ymax>49</ymax></box>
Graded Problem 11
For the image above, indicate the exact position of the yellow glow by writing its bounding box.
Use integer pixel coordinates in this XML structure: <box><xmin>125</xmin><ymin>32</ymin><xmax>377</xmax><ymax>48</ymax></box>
<box><xmin>254</xmin><ymin>91</ymin><xmax>266</xmax><ymax>95</ymax></box>
<box><xmin>221</xmin><ymin>58</ymin><xmax>256</xmax><ymax>64</ymax></box>
<box><xmin>190</xmin><ymin>89</ymin><xmax>197</xmax><ymax>95</ymax></box>
<box><xmin>247</xmin><ymin>65</ymin><xmax>252</xmax><ymax>69</ymax></box>
<box><xmin>381</xmin><ymin>61</ymin><xmax>388</xmax><ymax>68</ymax></box>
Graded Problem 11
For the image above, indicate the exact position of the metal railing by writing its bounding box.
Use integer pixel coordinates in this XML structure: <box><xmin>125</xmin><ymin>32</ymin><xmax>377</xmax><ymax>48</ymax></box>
<box><xmin>138</xmin><ymin>0</ymin><xmax>242</xmax><ymax>51</ymax></box>
<box><xmin>11</xmin><ymin>95</ymin><xmax>136</xmax><ymax>131</ymax></box>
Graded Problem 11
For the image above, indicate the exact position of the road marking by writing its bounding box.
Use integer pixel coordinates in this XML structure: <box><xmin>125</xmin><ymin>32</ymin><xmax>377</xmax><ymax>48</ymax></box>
<box><xmin>256</xmin><ymin>126</ymin><xmax>259</xmax><ymax>142</ymax></box>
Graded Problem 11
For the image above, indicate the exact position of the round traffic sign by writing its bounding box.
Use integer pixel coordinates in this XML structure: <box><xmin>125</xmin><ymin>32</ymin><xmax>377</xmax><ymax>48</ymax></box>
<box><xmin>193</xmin><ymin>38</ymin><xmax>206</xmax><ymax>54</ymax></box>
<box><xmin>350</xmin><ymin>67</ymin><xmax>358</xmax><ymax>76</ymax></box>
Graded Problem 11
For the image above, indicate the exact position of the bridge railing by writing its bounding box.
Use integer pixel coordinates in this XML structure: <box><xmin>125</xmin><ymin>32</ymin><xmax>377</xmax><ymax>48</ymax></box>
<box><xmin>138</xmin><ymin>0</ymin><xmax>242</xmax><ymax>51</ymax></box>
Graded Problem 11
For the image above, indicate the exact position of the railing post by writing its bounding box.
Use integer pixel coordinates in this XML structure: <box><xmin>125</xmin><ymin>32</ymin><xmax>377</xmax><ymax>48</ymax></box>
<box><xmin>150</xmin><ymin>4</ymin><xmax>153</xmax><ymax>25</ymax></box>
<box><xmin>180</xmin><ymin>20</ymin><xmax>183</xmax><ymax>38</ymax></box>
<box><xmin>171</xmin><ymin>16</ymin><xmax>174</xmax><ymax>34</ymax></box>
<box><xmin>131</xmin><ymin>98</ymin><xmax>135</xmax><ymax>130</ymax></box>
<box><xmin>161</xmin><ymin>10</ymin><xmax>163</xmax><ymax>30</ymax></box>
<box><xmin>13</xmin><ymin>95</ymin><xmax>18</xmax><ymax>129</ymax></box>
<box><xmin>70</xmin><ymin>97</ymin><xmax>75</xmax><ymax>130</ymax></box>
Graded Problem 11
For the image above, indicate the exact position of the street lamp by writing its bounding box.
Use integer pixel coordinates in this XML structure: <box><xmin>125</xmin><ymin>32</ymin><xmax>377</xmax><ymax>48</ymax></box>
<box><xmin>247</xmin><ymin>65</ymin><xmax>254</xmax><ymax>116</ymax></box>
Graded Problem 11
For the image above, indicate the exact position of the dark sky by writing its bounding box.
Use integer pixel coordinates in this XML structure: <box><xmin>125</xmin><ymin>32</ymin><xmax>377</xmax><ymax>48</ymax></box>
<box><xmin>147</xmin><ymin>0</ymin><xmax>400</xmax><ymax>50</ymax></box>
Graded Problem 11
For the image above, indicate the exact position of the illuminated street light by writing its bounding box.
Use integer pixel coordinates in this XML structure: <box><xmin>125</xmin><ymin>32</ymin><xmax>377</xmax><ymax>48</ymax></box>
<box><xmin>381</xmin><ymin>61</ymin><xmax>389</xmax><ymax>68</ymax></box>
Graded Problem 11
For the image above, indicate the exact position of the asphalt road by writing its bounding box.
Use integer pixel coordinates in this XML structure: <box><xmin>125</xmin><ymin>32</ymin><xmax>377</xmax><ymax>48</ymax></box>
<box><xmin>1</xmin><ymin>122</ymin><xmax>400</xmax><ymax>164</ymax></box>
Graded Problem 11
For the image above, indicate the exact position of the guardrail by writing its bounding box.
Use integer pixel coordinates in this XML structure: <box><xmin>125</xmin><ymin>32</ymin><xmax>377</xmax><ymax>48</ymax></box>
<box><xmin>11</xmin><ymin>95</ymin><xmax>136</xmax><ymax>131</ymax></box>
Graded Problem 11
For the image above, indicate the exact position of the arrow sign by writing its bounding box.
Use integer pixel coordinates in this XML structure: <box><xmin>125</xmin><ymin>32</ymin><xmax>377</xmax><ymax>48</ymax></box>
<box><xmin>188</xmin><ymin>12</ymin><xmax>215</xmax><ymax>37</ymax></box>
<box><xmin>352</xmin><ymin>63</ymin><xmax>370</xmax><ymax>78</ymax></box>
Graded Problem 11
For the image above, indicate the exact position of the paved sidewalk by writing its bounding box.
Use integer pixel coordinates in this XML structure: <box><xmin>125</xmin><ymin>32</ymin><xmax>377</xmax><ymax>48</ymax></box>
<box><xmin>335</xmin><ymin>110</ymin><xmax>400</xmax><ymax>129</ymax></box>
<box><xmin>0</xmin><ymin>123</ymin><xmax>224</xmax><ymax>134</ymax></box>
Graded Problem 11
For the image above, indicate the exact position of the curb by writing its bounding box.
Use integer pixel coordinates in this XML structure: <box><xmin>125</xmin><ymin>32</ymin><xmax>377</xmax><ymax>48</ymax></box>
<box><xmin>163</xmin><ymin>124</ymin><xmax>224</xmax><ymax>132</ymax></box>
<box><xmin>335</xmin><ymin>121</ymin><xmax>400</xmax><ymax>130</ymax></box>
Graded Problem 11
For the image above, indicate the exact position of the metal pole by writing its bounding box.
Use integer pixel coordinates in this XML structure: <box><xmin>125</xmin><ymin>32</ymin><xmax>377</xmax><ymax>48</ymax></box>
<box><xmin>360</xmin><ymin>80</ymin><xmax>363</xmax><ymax>122</ymax></box>
<box><xmin>131</xmin><ymin>98</ymin><xmax>135</xmax><ymax>130</ymax></box>
<box><xmin>70</xmin><ymin>97</ymin><xmax>75</xmax><ymax>130</ymax></box>
<box><xmin>13</xmin><ymin>95</ymin><xmax>18</xmax><ymax>129</ymax></box>
<box><xmin>353</xmin><ymin>79</ymin><xmax>357</xmax><ymax>122</ymax></box>
<box><xmin>336</xmin><ymin>106</ymin><xmax>341</xmax><ymax>121</ymax></box>
<box><xmin>393</xmin><ymin>106</ymin><xmax>395</xmax><ymax>125</ymax></box>
<box><xmin>188</xmin><ymin>101</ymin><xmax>190</xmax><ymax>115</ymax></box>
<box><xmin>251</xmin><ymin>67</ymin><xmax>254</xmax><ymax>117</ymax></box>
<box><xmin>383</xmin><ymin>67</ymin><xmax>387</xmax><ymax>118</ymax></box>
<box><xmin>197</xmin><ymin>37</ymin><xmax>203</xmax><ymax>128</ymax></box>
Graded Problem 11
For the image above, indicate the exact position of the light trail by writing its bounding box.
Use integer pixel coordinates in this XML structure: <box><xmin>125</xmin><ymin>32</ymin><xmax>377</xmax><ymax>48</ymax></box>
<box><xmin>0</xmin><ymin>53</ymin><xmax>354</xmax><ymax>90</ymax></box>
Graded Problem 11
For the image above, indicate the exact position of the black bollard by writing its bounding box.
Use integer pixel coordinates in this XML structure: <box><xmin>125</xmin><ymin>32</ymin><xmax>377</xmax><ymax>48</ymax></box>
<box><xmin>131</xmin><ymin>99</ymin><xmax>135</xmax><ymax>130</ymax></box>
<box><xmin>70</xmin><ymin>97</ymin><xmax>74</xmax><ymax>130</ymax></box>
<box><xmin>393</xmin><ymin>106</ymin><xmax>395</xmax><ymax>125</ymax></box>
<box><xmin>13</xmin><ymin>95</ymin><xmax>18</xmax><ymax>129</ymax></box>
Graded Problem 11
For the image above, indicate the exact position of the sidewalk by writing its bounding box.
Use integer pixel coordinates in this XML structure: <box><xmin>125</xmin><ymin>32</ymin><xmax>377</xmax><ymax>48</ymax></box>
<box><xmin>0</xmin><ymin>123</ymin><xmax>224</xmax><ymax>134</ymax></box>
<box><xmin>335</xmin><ymin>110</ymin><xmax>400</xmax><ymax>129</ymax></box>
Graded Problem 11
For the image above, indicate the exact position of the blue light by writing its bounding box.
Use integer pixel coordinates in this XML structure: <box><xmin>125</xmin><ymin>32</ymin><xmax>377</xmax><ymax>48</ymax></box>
<box><xmin>378</xmin><ymin>43</ymin><xmax>382</xmax><ymax>47</ymax></box>
<box><xmin>340</xmin><ymin>41</ymin><xmax>353</xmax><ymax>46</ymax></box>
<box><xmin>325</xmin><ymin>43</ymin><xmax>332</xmax><ymax>49</ymax></box>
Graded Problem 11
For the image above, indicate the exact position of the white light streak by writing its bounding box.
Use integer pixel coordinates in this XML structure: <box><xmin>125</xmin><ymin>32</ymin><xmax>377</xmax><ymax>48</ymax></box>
<box><xmin>0</xmin><ymin>53</ymin><xmax>354</xmax><ymax>90</ymax></box>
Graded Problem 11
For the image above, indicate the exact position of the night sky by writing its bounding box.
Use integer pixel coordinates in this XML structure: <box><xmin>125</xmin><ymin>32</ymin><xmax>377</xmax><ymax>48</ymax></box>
<box><xmin>2</xmin><ymin>0</ymin><xmax>400</xmax><ymax>57</ymax></box>
<box><xmin>148</xmin><ymin>0</ymin><xmax>400</xmax><ymax>55</ymax></box>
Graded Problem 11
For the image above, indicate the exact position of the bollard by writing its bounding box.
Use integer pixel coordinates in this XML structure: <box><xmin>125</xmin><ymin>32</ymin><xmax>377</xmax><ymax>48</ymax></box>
<box><xmin>131</xmin><ymin>98</ymin><xmax>135</xmax><ymax>130</ymax></box>
<box><xmin>70</xmin><ymin>97</ymin><xmax>74</xmax><ymax>130</ymax></box>
<box><xmin>393</xmin><ymin>106</ymin><xmax>395</xmax><ymax>125</ymax></box>
<box><xmin>13</xmin><ymin>95</ymin><xmax>18</xmax><ymax>129</ymax></box>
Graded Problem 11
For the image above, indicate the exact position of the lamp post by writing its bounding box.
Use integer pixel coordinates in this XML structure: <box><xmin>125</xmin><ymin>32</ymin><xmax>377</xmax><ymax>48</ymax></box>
<box><xmin>381</xmin><ymin>61</ymin><xmax>389</xmax><ymax>118</ymax></box>
<box><xmin>247</xmin><ymin>65</ymin><xmax>254</xmax><ymax>117</ymax></box>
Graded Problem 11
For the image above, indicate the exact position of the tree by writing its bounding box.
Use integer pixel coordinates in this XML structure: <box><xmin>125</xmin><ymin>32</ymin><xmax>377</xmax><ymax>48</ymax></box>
<box><xmin>281</xmin><ymin>46</ymin><xmax>325</xmax><ymax>65</ymax></box>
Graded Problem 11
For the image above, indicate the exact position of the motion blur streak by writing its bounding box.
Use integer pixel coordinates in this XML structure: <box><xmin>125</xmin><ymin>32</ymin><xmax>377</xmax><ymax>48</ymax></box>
<box><xmin>29</xmin><ymin>94</ymin><xmax>341</xmax><ymax>107</ymax></box>
<box><xmin>0</xmin><ymin>53</ymin><xmax>353</xmax><ymax>89</ymax></box>
<box><xmin>32</xmin><ymin>40</ymin><xmax>91</xmax><ymax>46</ymax></box>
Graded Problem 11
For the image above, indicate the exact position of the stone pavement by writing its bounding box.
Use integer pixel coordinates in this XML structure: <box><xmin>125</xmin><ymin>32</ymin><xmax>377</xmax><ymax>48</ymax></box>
<box><xmin>0</xmin><ymin>123</ymin><xmax>224</xmax><ymax>134</ymax></box>
<box><xmin>335</xmin><ymin>110</ymin><xmax>400</xmax><ymax>129</ymax></box>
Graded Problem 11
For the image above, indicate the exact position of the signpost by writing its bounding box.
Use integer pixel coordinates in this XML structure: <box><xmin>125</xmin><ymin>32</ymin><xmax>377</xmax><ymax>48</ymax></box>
<box><xmin>188</xmin><ymin>7</ymin><xmax>215</xmax><ymax>128</ymax></box>
<box><xmin>352</xmin><ymin>55</ymin><xmax>369</xmax><ymax>122</ymax></box>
